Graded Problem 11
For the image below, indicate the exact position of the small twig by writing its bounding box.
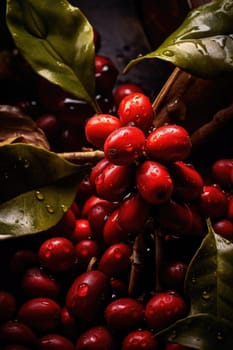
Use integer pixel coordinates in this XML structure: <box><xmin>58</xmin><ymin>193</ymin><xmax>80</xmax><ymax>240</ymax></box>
<box><xmin>57</xmin><ymin>149</ymin><xmax>104</xmax><ymax>164</ymax></box>
<box><xmin>128</xmin><ymin>233</ymin><xmax>145</xmax><ymax>297</ymax></box>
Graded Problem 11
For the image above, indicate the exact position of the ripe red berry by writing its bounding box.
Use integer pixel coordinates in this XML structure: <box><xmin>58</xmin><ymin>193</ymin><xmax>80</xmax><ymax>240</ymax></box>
<box><xmin>38</xmin><ymin>334</ymin><xmax>75</xmax><ymax>350</ymax></box>
<box><xmin>0</xmin><ymin>321</ymin><xmax>37</xmax><ymax>347</ymax></box>
<box><xmin>85</xmin><ymin>113</ymin><xmax>121</xmax><ymax>148</ymax></box>
<box><xmin>161</xmin><ymin>261</ymin><xmax>188</xmax><ymax>291</ymax></box>
<box><xmin>0</xmin><ymin>291</ymin><xmax>16</xmax><ymax>322</ymax></box>
<box><xmin>145</xmin><ymin>291</ymin><xmax>187</xmax><ymax>330</ymax></box>
<box><xmin>38</xmin><ymin>237</ymin><xmax>76</xmax><ymax>272</ymax></box>
<box><xmin>199</xmin><ymin>185</ymin><xmax>228</xmax><ymax>219</ymax></box>
<box><xmin>212</xmin><ymin>219</ymin><xmax>233</xmax><ymax>241</ymax></box>
<box><xmin>76</xmin><ymin>326</ymin><xmax>115</xmax><ymax>350</ymax></box>
<box><xmin>104</xmin><ymin>126</ymin><xmax>145</xmax><ymax>165</ymax></box>
<box><xmin>118</xmin><ymin>92</ymin><xmax>154</xmax><ymax>132</ymax></box>
<box><xmin>103</xmin><ymin>209</ymin><xmax>129</xmax><ymax>245</ymax></box>
<box><xmin>136</xmin><ymin>160</ymin><xmax>173</xmax><ymax>204</ymax></box>
<box><xmin>122</xmin><ymin>329</ymin><xmax>159</xmax><ymax>350</ymax></box>
<box><xmin>211</xmin><ymin>158</ymin><xmax>233</xmax><ymax>188</ymax></box>
<box><xmin>36</xmin><ymin>113</ymin><xmax>60</xmax><ymax>140</ymax></box>
<box><xmin>105</xmin><ymin>297</ymin><xmax>144</xmax><ymax>332</ymax></box>
<box><xmin>145</xmin><ymin>124</ymin><xmax>192</xmax><ymax>163</ymax></box>
<box><xmin>74</xmin><ymin>239</ymin><xmax>100</xmax><ymax>269</ymax></box>
<box><xmin>164</xmin><ymin>343</ymin><xmax>194</xmax><ymax>350</ymax></box>
<box><xmin>70</xmin><ymin>219</ymin><xmax>93</xmax><ymax>243</ymax></box>
<box><xmin>95</xmin><ymin>55</ymin><xmax>118</xmax><ymax>94</ymax></box>
<box><xmin>114</xmin><ymin>83</ymin><xmax>144</xmax><ymax>107</ymax></box>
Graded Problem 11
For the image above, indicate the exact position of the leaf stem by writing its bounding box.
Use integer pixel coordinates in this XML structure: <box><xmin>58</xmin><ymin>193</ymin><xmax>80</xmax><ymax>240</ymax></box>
<box><xmin>57</xmin><ymin>149</ymin><xmax>104</xmax><ymax>164</ymax></box>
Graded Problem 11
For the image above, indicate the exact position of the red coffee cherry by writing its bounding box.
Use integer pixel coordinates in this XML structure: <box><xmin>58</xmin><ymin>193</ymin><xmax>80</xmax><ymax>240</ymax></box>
<box><xmin>122</xmin><ymin>329</ymin><xmax>159</xmax><ymax>350</ymax></box>
<box><xmin>95</xmin><ymin>162</ymin><xmax>134</xmax><ymax>201</ymax></box>
<box><xmin>145</xmin><ymin>291</ymin><xmax>187</xmax><ymax>330</ymax></box>
<box><xmin>88</xmin><ymin>201</ymin><xmax>116</xmax><ymax>241</ymax></box>
<box><xmin>21</xmin><ymin>266</ymin><xmax>61</xmax><ymax>299</ymax></box>
<box><xmin>212</xmin><ymin>219</ymin><xmax>233</xmax><ymax>241</ymax></box>
<box><xmin>38</xmin><ymin>237</ymin><xmax>76</xmax><ymax>272</ymax></box>
<box><xmin>66</xmin><ymin>270</ymin><xmax>109</xmax><ymax>322</ymax></box>
<box><xmin>81</xmin><ymin>195</ymin><xmax>115</xmax><ymax>218</ymax></box>
<box><xmin>145</xmin><ymin>124</ymin><xmax>192</xmax><ymax>163</ymax></box>
<box><xmin>38</xmin><ymin>334</ymin><xmax>75</xmax><ymax>350</ymax></box>
<box><xmin>118</xmin><ymin>92</ymin><xmax>154</xmax><ymax>133</ymax></box>
<box><xmin>199</xmin><ymin>185</ymin><xmax>228</xmax><ymax>219</ymax></box>
<box><xmin>0</xmin><ymin>291</ymin><xmax>16</xmax><ymax>322</ymax></box>
<box><xmin>76</xmin><ymin>326</ymin><xmax>115</xmax><ymax>350</ymax></box>
<box><xmin>74</xmin><ymin>239</ymin><xmax>100</xmax><ymax>269</ymax></box>
<box><xmin>169</xmin><ymin>161</ymin><xmax>204</xmax><ymax>201</ymax></box>
<box><xmin>0</xmin><ymin>321</ymin><xmax>37</xmax><ymax>347</ymax></box>
<box><xmin>95</xmin><ymin>55</ymin><xmax>118</xmax><ymax>94</ymax></box>
<box><xmin>70</xmin><ymin>219</ymin><xmax>93</xmax><ymax>243</ymax></box>
<box><xmin>85</xmin><ymin>114</ymin><xmax>121</xmax><ymax>148</ymax></box>
<box><xmin>98</xmin><ymin>243</ymin><xmax>132</xmax><ymax>277</ymax></box>
<box><xmin>36</xmin><ymin>113</ymin><xmax>60</xmax><ymax>140</ymax></box>
<box><xmin>164</xmin><ymin>343</ymin><xmax>194</xmax><ymax>350</ymax></box>
<box><xmin>104</xmin><ymin>126</ymin><xmax>145</xmax><ymax>165</ymax></box>
<box><xmin>9</xmin><ymin>249</ymin><xmax>38</xmax><ymax>274</ymax></box>
<box><xmin>89</xmin><ymin>157</ymin><xmax>110</xmax><ymax>187</ymax></box>
<box><xmin>114</xmin><ymin>83</ymin><xmax>144</xmax><ymax>107</ymax></box>
<box><xmin>160</xmin><ymin>261</ymin><xmax>188</xmax><ymax>291</ymax></box>
<box><xmin>60</xmin><ymin>306</ymin><xmax>79</xmax><ymax>339</ymax></box>
<box><xmin>103</xmin><ymin>209</ymin><xmax>129</xmax><ymax>245</ymax></box>
<box><xmin>17</xmin><ymin>297</ymin><xmax>61</xmax><ymax>332</ymax></box>
<box><xmin>211</xmin><ymin>158</ymin><xmax>233</xmax><ymax>188</ymax></box>
<box><xmin>105</xmin><ymin>297</ymin><xmax>144</xmax><ymax>332</ymax></box>
<box><xmin>136</xmin><ymin>160</ymin><xmax>173</xmax><ymax>204</ymax></box>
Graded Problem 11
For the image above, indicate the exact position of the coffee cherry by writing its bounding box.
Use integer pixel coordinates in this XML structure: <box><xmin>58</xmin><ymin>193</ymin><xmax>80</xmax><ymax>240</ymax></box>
<box><xmin>17</xmin><ymin>297</ymin><xmax>61</xmax><ymax>332</ymax></box>
<box><xmin>76</xmin><ymin>326</ymin><xmax>115</xmax><ymax>350</ymax></box>
<box><xmin>36</xmin><ymin>113</ymin><xmax>60</xmax><ymax>141</ymax></box>
<box><xmin>212</xmin><ymin>219</ymin><xmax>233</xmax><ymax>241</ymax></box>
<box><xmin>70</xmin><ymin>219</ymin><xmax>93</xmax><ymax>243</ymax></box>
<box><xmin>164</xmin><ymin>343</ymin><xmax>194</xmax><ymax>350</ymax></box>
<box><xmin>105</xmin><ymin>297</ymin><xmax>144</xmax><ymax>332</ymax></box>
<box><xmin>66</xmin><ymin>270</ymin><xmax>110</xmax><ymax>322</ymax></box>
<box><xmin>85</xmin><ymin>114</ymin><xmax>121</xmax><ymax>148</ymax></box>
<box><xmin>0</xmin><ymin>321</ymin><xmax>37</xmax><ymax>347</ymax></box>
<box><xmin>60</xmin><ymin>306</ymin><xmax>79</xmax><ymax>339</ymax></box>
<box><xmin>98</xmin><ymin>243</ymin><xmax>132</xmax><ymax>277</ymax></box>
<box><xmin>114</xmin><ymin>83</ymin><xmax>144</xmax><ymax>107</ymax></box>
<box><xmin>103</xmin><ymin>209</ymin><xmax>129</xmax><ymax>245</ymax></box>
<box><xmin>21</xmin><ymin>266</ymin><xmax>61</xmax><ymax>298</ymax></box>
<box><xmin>211</xmin><ymin>158</ymin><xmax>233</xmax><ymax>188</ymax></box>
<box><xmin>38</xmin><ymin>334</ymin><xmax>75</xmax><ymax>350</ymax></box>
<box><xmin>81</xmin><ymin>195</ymin><xmax>115</xmax><ymax>218</ymax></box>
<box><xmin>136</xmin><ymin>160</ymin><xmax>173</xmax><ymax>204</ymax></box>
<box><xmin>9</xmin><ymin>249</ymin><xmax>38</xmax><ymax>275</ymax></box>
<box><xmin>199</xmin><ymin>185</ymin><xmax>228</xmax><ymax>219</ymax></box>
<box><xmin>145</xmin><ymin>291</ymin><xmax>187</xmax><ymax>330</ymax></box>
<box><xmin>95</xmin><ymin>55</ymin><xmax>118</xmax><ymax>94</ymax></box>
<box><xmin>160</xmin><ymin>261</ymin><xmax>188</xmax><ymax>291</ymax></box>
<box><xmin>169</xmin><ymin>161</ymin><xmax>204</xmax><ymax>201</ymax></box>
<box><xmin>104</xmin><ymin>126</ymin><xmax>145</xmax><ymax>165</ymax></box>
<box><xmin>38</xmin><ymin>237</ymin><xmax>76</xmax><ymax>273</ymax></box>
<box><xmin>89</xmin><ymin>157</ymin><xmax>110</xmax><ymax>187</ymax></box>
<box><xmin>122</xmin><ymin>329</ymin><xmax>158</xmax><ymax>350</ymax></box>
<box><xmin>145</xmin><ymin>124</ymin><xmax>192</xmax><ymax>163</ymax></box>
<box><xmin>95</xmin><ymin>162</ymin><xmax>134</xmax><ymax>201</ymax></box>
<box><xmin>88</xmin><ymin>201</ymin><xmax>116</xmax><ymax>241</ymax></box>
<box><xmin>118</xmin><ymin>92</ymin><xmax>154</xmax><ymax>133</ymax></box>
<box><xmin>74</xmin><ymin>239</ymin><xmax>100</xmax><ymax>269</ymax></box>
<box><xmin>0</xmin><ymin>291</ymin><xmax>16</xmax><ymax>322</ymax></box>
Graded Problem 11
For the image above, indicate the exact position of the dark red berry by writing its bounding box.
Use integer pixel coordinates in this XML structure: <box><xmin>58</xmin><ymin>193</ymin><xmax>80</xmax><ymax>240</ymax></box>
<box><xmin>88</xmin><ymin>201</ymin><xmax>116</xmax><ymax>241</ymax></box>
<box><xmin>104</xmin><ymin>126</ymin><xmax>145</xmax><ymax>165</ymax></box>
<box><xmin>211</xmin><ymin>158</ymin><xmax>233</xmax><ymax>188</ymax></box>
<box><xmin>103</xmin><ymin>209</ymin><xmax>129</xmax><ymax>245</ymax></box>
<box><xmin>136</xmin><ymin>160</ymin><xmax>173</xmax><ymax>204</ymax></box>
<box><xmin>70</xmin><ymin>219</ymin><xmax>93</xmax><ymax>243</ymax></box>
<box><xmin>145</xmin><ymin>124</ymin><xmax>192</xmax><ymax>163</ymax></box>
<box><xmin>76</xmin><ymin>326</ymin><xmax>115</xmax><ymax>350</ymax></box>
<box><xmin>118</xmin><ymin>92</ymin><xmax>154</xmax><ymax>132</ymax></box>
<box><xmin>74</xmin><ymin>239</ymin><xmax>100</xmax><ymax>269</ymax></box>
<box><xmin>199</xmin><ymin>185</ymin><xmax>228</xmax><ymax>219</ymax></box>
<box><xmin>161</xmin><ymin>261</ymin><xmax>188</xmax><ymax>291</ymax></box>
<box><xmin>122</xmin><ymin>329</ymin><xmax>159</xmax><ymax>350</ymax></box>
<box><xmin>0</xmin><ymin>321</ymin><xmax>37</xmax><ymax>347</ymax></box>
<box><xmin>0</xmin><ymin>291</ymin><xmax>16</xmax><ymax>322</ymax></box>
<box><xmin>164</xmin><ymin>343</ymin><xmax>194</xmax><ymax>350</ymax></box>
<box><xmin>212</xmin><ymin>219</ymin><xmax>233</xmax><ymax>241</ymax></box>
<box><xmin>36</xmin><ymin>113</ymin><xmax>60</xmax><ymax>140</ymax></box>
<box><xmin>38</xmin><ymin>334</ymin><xmax>75</xmax><ymax>350</ymax></box>
<box><xmin>114</xmin><ymin>83</ymin><xmax>144</xmax><ymax>107</ymax></box>
<box><xmin>95</xmin><ymin>55</ymin><xmax>118</xmax><ymax>94</ymax></box>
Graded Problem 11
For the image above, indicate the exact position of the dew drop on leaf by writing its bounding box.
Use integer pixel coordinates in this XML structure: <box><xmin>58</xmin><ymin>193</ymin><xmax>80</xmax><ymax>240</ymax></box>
<box><xmin>163</xmin><ymin>50</ymin><xmax>174</xmax><ymax>57</ymax></box>
<box><xmin>35</xmin><ymin>190</ymin><xmax>44</xmax><ymax>201</ymax></box>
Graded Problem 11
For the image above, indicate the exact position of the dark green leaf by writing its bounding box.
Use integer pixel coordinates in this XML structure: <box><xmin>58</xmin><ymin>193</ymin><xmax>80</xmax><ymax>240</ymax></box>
<box><xmin>0</xmin><ymin>143</ymin><xmax>88</xmax><ymax>238</ymax></box>
<box><xmin>124</xmin><ymin>0</ymin><xmax>233</xmax><ymax>78</ymax></box>
<box><xmin>6</xmin><ymin>0</ymin><xmax>100</xmax><ymax>111</ymax></box>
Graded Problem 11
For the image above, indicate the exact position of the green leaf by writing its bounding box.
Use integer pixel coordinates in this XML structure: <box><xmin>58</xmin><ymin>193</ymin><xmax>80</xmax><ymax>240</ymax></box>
<box><xmin>124</xmin><ymin>0</ymin><xmax>233</xmax><ymax>78</ymax></box>
<box><xmin>6</xmin><ymin>0</ymin><xmax>100</xmax><ymax>111</ymax></box>
<box><xmin>0</xmin><ymin>143</ymin><xmax>88</xmax><ymax>239</ymax></box>
<box><xmin>155</xmin><ymin>221</ymin><xmax>233</xmax><ymax>349</ymax></box>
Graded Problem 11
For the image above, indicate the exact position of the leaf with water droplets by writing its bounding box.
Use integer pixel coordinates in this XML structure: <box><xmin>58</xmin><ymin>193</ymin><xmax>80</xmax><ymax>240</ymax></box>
<box><xmin>124</xmin><ymin>0</ymin><xmax>233</xmax><ymax>78</ymax></box>
<box><xmin>155</xmin><ymin>220</ymin><xmax>233</xmax><ymax>348</ymax></box>
<box><xmin>0</xmin><ymin>143</ymin><xmax>88</xmax><ymax>239</ymax></box>
<box><xmin>6</xmin><ymin>0</ymin><xmax>100</xmax><ymax>111</ymax></box>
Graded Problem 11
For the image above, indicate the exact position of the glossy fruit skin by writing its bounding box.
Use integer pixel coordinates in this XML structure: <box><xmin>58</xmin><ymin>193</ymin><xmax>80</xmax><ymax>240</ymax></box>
<box><xmin>70</xmin><ymin>219</ymin><xmax>93</xmax><ymax>243</ymax></box>
<box><xmin>118</xmin><ymin>92</ymin><xmax>154</xmax><ymax>133</ymax></box>
<box><xmin>38</xmin><ymin>237</ymin><xmax>76</xmax><ymax>272</ymax></box>
<box><xmin>136</xmin><ymin>160</ymin><xmax>173</xmax><ymax>204</ymax></box>
<box><xmin>164</xmin><ymin>343</ymin><xmax>194</xmax><ymax>350</ymax></box>
<box><xmin>104</xmin><ymin>126</ymin><xmax>146</xmax><ymax>165</ymax></box>
<box><xmin>9</xmin><ymin>249</ymin><xmax>38</xmax><ymax>274</ymax></box>
<box><xmin>21</xmin><ymin>266</ymin><xmax>60</xmax><ymax>299</ymax></box>
<box><xmin>0</xmin><ymin>321</ymin><xmax>37</xmax><ymax>347</ymax></box>
<box><xmin>75</xmin><ymin>326</ymin><xmax>115</xmax><ymax>350</ymax></box>
<box><xmin>105</xmin><ymin>297</ymin><xmax>144</xmax><ymax>332</ymax></box>
<box><xmin>36</xmin><ymin>113</ymin><xmax>60</xmax><ymax>141</ymax></box>
<box><xmin>38</xmin><ymin>334</ymin><xmax>75</xmax><ymax>350</ymax></box>
<box><xmin>85</xmin><ymin>113</ymin><xmax>121</xmax><ymax>148</ymax></box>
<box><xmin>212</xmin><ymin>219</ymin><xmax>233</xmax><ymax>241</ymax></box>
<box><xmin>0</xmin><ymin>291</ymin><xmax>16</xmax><ymax>322</ymax></box>
<box><xmin>95</xmin><ymin>163</ymin><xmax>133</xmax><ymax>201</ymax></box>
<box><xmin>169</xmin><ymin>161</ymin><xmax>204</xmax><ymax>201</ymax></box>
<box><xmin>89</xmin><ymin>157</ymin><xmax>110</xmax><ymax>188</ymax></box>
<box><xmin>145</xmin><ymin>291</ymin><xmax>187</xmax><ymax>330</ymax></box>
<box><xmin>122</xmin><ymin>329</ymin><xmax>158</xmax><ymax>350</ymax></box>
<box><xmin>95</xmin><ymin>55</ymin><xmax>118</xmax><ymax>95</ymax></box>
<box><xmin>81</xmin><ymin>195</ymin><xmax>115</xmax><ymax>218</ymax></box>
<box><xmin>199</xmin><ymin>185</ymin><xmax>228</xmax><ymax>219</ymax></box>
<box><xmin>211</xmin><ymin>158</ymin><xmax>233</xmax><ymax>188</ymax></box>
<box><xmin>145</xmin><ymin>124</ymin><xmax>192</xmax><ymax>163</ymax></box>
<box><xmin>74</xmin><ymin>239</ymin><xmax>100</xmax><ymax>269</ymax></box>
<box><xmin>60</xmin><ymin>306</ymin><xmax>79</xmax><ymax>339</ymax></box>
<box><xmin>114</xmin><ymin>83</ymin><xmax>144</xmax><ymax>107</ymax></box>
<box><xmin>66</xmin><ymin>270</ymin><xmax>109</xmax><ymax>322</ymax></box>
<box><xmin>117</xmin><ymin>192</ymin><xmax>151</xmax><ymax>234</ymax></box>
<box><xmin>98</xmin><ymin>243</ymin><xmax>132</xmax><ymax>277</ymax></box>
<box><xmin>103</xmin><ymin>209</ymin><xmax>128</xmax><ymax>245</ymax></box>
<box><xmin>17</xmin><ymin>297</ymin><xmax>61</xmax><ymax>332</ymax></box>
<box><xmin>161</xmin><ymin>261</ymin><xmax>188</xmax><ymax>291</ymax></box>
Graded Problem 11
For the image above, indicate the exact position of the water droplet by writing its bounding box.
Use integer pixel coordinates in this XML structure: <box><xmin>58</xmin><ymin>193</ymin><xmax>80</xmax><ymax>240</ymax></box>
<box><xmin>163</xmin><ymin>50</ymin><xmax>174</xmax><ymax>57</ymax></box>
<box><xmin>201</xmin><ymin>290</ymin><xmax>211</xmax><ymax>301</ymax></box>
<box><xmin>191</xmin><ymin>276</ymin><xmax>197</xmax><ymax>284</ymax></box>
<box><xmin>46</xmin><ymin>204</ymin><xmax>55</xmax><ymax>214</ymax></box>
<box><xmin>61</xmin><ymin>204</ymin><xmax>67</xmax><ymax>213</ymax></box>
<box><xmin>77</xmin><ymin>283</ymin><xmax>89</xmax><ymax>297</ymax></box>
<box><xmin>35</xmin><ymin>190</ymin><xmax>44</xmax><ymax>201</ymax></box>
<box><xmin>23</xmin><ymin>159</ymin><xmax>30</xmax><ymax>168</ymax></box>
